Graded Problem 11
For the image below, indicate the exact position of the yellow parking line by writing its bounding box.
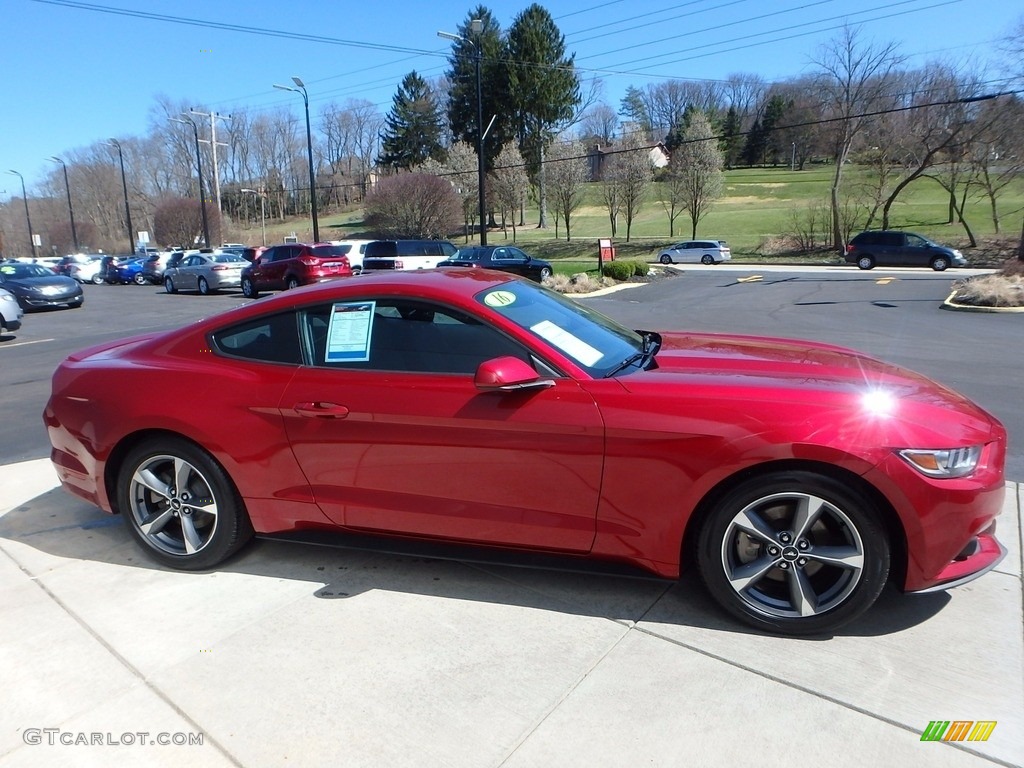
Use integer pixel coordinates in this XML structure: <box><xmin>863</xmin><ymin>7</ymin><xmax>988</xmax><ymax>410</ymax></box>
<box><xmin>736</xmin><ymin>275</ymin><xmax>763</xmax><ymax>283</ymax></box>
<box><xmin>876</xmin><ymin>277</ymin><xmax>897</xmax><ymax>285</ymax></box>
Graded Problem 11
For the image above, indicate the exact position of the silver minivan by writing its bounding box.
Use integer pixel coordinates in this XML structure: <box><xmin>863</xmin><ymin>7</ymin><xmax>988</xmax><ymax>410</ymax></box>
<box><xmin>658</xmin><ymin>240</ymin><xmax>731</xmax><ymax>265</ymax></box>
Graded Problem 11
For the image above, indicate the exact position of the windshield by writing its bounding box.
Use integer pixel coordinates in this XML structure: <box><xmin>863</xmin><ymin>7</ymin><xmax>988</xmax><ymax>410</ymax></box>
<box><xmin>0</xmin><ymin>263</ymin><xmax>53</xmax><ymax>278</ymax></box>
<box><xmin>475</xmin><ymin>279</ymin><xmax>643</xmax><ymax>378</ymax></box>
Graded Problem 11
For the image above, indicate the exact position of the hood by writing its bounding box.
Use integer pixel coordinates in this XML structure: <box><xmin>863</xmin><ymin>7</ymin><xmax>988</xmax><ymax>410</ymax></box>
<box><xmin>629</xmin><ymin>331</ymin><xmax>988</xmax><ymax>414</ymax></box>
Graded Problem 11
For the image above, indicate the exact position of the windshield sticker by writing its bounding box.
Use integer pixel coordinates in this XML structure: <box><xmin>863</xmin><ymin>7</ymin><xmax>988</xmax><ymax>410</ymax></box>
<box><xmin>483</xmin><ymin>290</ymin><xmax>517</xmax><ymax>308</ymax></box>
<box><xmin>530</xmin><ymin>320</ymin><xmax>603</xmax><ymax>367</ymax></box>
<box><xmin>325</xmin><ymin>301</ymin><xmax>375</xmax><ymax>363</ymax></box>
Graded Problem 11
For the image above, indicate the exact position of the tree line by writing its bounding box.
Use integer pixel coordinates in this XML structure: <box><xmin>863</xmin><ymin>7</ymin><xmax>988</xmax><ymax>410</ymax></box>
<box><xmin>1</xmin><ymin>8</ymin><xmax>1021</xmax><ymax>258</ymax></box>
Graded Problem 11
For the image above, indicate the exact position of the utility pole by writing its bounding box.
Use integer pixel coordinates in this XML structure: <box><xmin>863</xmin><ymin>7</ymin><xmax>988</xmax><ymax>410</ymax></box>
<box><xmin>190</xmin><ymin>109</ymin><xmax>231</xmax><ymax>218</ymax></box>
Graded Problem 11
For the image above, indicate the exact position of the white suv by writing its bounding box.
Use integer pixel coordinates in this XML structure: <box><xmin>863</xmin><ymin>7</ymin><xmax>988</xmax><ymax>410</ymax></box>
<box><xmin>658</xmin><ymin>240</ymin><xmax>731</xmax><ymax>265</ymax></box>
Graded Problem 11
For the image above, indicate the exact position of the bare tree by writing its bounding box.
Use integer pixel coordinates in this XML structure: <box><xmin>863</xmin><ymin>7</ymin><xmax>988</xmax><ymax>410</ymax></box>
<box><xmin>421</xmin><ymin>142</ymin><xmax>479</xmax><ymax>242</ymax></box>
<box><xmin>490</xmin><ymin>142</ymin><xmax>530</xmax><ymax>242</ymax></box>
<box><xmin>603</xmin><ymin>132</ymin><xmax>653</xmax><ymax>241</ymax></box>
<box><xmin>673</xmin><ymin>113</ymin><xmax>725</xmax><ymax>239</ymax></box>
<box><xmin>545</xmin><ymin>139</ymin><xmax>589</xmax><ymax>241</ymax></box>
<box><xmin>364</xmin><ymin>173</ymin><xmax>462</xmax><ymax>239</ymax></box>
<box><xmin>970</xmin><ymin>95</ymin><xmax>1024</xmax><ymax>233</ymax></box>
<box><xmin>812</xmin><ymin>26</ymin><xmax>903</xmax><ymax>250</ymax></box>
<box><xmin>579</xmin><ymin>103</ymin><xmax>618</xmax><ymax>144</ymax></box>
<box><xmin>154</xmin><ymin>197</ymin><xmax>207</xmax><ymax>248</ymax></box>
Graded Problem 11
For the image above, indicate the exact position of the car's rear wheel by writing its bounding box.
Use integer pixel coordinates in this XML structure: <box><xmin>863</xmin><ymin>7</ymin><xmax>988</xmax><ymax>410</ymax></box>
<box><xmin>286</xmin><ymin>276</ymin><xmax>300</xmax><ymax>290</ymax></box>
<box><xmin>701</xmin><ymin>254</ymin><xmax>714</xmax><ymax>265</ymax></box>
<box><xmin>696</xmin><ymin>471</ymin><xmax>889</xmax><ymax>635</ymax></box>
<box><xmin>164</xmin><ymin>277</ymin><xmax>176</xmax><ymax>294</ymax></box>
<box><xmin>91</xmin><ymin>274</ymin><xmax>104</xmax><ymax>285</ymax></box>
<box><xmin>198</xmin><ymin>277</ymin><xmax>211</xmax><ymax>295</ymax></box>
<box><xmin>660</xmin><ymin>254</ymin><xmax>672</xmax><ymax>265</ymax></box>
<box><xmin>117</xmin><ymin>438</ymin><xmax>253</xmax><ymax>570</ymax></box>
<box><xmin>930</xmin><ymin>256</ymin><xmax>950</xmax><ymax>271</ymax></box>
<box><xmin>857</xmin><ymin>255</ymin><xmax>875</xmax><ymax>270</ymax></box>
<box><xmin>241</xmin><ymin>276</ymin><xmax>258</xmax><ymax>299</ymax></box>
<box><xmin>133</xmin><ymin>273</ymin><xmax>147</xmax><ymax>285</ymax></box>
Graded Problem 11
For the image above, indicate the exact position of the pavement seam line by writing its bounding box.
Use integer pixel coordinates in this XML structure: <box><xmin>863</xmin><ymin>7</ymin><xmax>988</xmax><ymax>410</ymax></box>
<box><xmin>630</xmin><ymin>622</ymin><xmax>1020</xmax><ymax>768</ymax></box>
<box><xmin>0</xmin><ymin>541</ymin><xmax>246</xmax><ymax>768</ymax></box>
<box><xmin>494</xmin><ymin>621</ymin><xmax>640</xmax><ymax>768</ymax></box>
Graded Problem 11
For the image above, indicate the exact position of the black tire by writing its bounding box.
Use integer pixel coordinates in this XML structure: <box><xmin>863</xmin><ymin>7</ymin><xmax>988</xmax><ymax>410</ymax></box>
<box><xmin>696</xmin><ymin>471</ymin><xmax>889</xmax><ymax>636</ymax></box>
<box><xmin>91</xmin><ymin>273</ymin><xmax>104</xmax><ymax>285</ymax></box>
<box><xmin>701</xmin><ymin>254</ymin><xmax>714</xmax><ymax>265</ymax></box>
<box><xmin>660</xmin><ymin>254</ymin><xmax>672</xmax><ymax>265</ymax></box>
<box><xmin>285</xmin><ymin>276</ymin><xmax>300</xmax><ymax>290</ymax></box>
<box><xmin>164</xmin><ymin>277</ymin><xmax>177</xmax><ymax>294</ymax></box>
<box><xmin>241</xmin><ymin>276</ymin><xmax>259</xmax><ymax>299</ymax></box>
<box><xmin>133</xmin><ymin>272</ymin><xmax>147</xmax><ymax>286</ymax></box>
<box><xmin>930</xmin><ymin>256</ymin><xmax>950</xmax><ymax>271</ymax></box>
<box><xmin>539</xmin><ymin>266</ymin><xmax>553</xmax><ymax>280</ymax></box>
<box><xmin>856</xmin><ymin>255</ymin><xmax>875</xmax><ymax>270</ymax></box>
<box><xmin>117</xmin><ymin>437</ymin><xmax>254</xmax><ymax>570</ymax></box>
<box><xmin>198</xmin><ymin>277</ymin><xmax>211</xmax><ymax>295</ymax></box>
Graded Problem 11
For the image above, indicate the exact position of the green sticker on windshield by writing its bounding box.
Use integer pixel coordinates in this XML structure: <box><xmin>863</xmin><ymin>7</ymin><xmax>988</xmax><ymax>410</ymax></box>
<box><xmin>483</xmin><ymin>290</ymin><xmax>516</xmax><ymax>307</ymax></box>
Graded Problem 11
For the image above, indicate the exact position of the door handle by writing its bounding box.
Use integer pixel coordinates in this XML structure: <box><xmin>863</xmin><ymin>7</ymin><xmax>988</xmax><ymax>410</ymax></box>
<box><xmin>294</xmin><ymin>402</ymin><xmax>350</xmax><ymax>419</ymax></box>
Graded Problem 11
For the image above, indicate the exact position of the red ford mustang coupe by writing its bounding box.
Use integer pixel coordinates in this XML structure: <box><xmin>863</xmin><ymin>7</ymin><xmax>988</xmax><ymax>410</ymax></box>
<box><xmin>44</xmin><ymin>269</ymin><xmax>1006</xmax><ymax>635</ymax></box>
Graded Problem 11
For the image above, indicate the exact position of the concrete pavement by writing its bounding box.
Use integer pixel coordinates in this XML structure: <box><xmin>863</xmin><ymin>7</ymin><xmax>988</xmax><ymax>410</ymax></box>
<box><xmin>0</xmin><ymin>458</ymin><xmax>1020</xmax><ymax>768</ymax></box>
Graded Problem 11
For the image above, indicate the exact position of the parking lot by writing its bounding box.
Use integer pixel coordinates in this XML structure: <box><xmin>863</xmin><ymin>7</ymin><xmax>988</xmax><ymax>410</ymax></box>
<box><xmin>0</xmin><ymin>268</ymin><xmax>1021</xmax><ymax>767</ymax></box>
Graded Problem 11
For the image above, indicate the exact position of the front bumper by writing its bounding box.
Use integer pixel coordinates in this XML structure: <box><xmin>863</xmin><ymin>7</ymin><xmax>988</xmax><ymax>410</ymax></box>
<box><xmin>906</xmin><ymin>525</ymin><xmax>1006</xmax><ymax>594</ymax></box>
<box><xmin>20</xmin><ymin>293</ymin><xmax>83</xmax><ymax>309</ymax></box>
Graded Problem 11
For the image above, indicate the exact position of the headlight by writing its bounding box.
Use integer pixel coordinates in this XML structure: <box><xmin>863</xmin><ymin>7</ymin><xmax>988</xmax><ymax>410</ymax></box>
<box><xmin>899</xmin><ymin>446</ymin><xmax>982</xmax><ymax>478</ymax></box>
<box><xmin>0</xmin><ymin>294</ymin><xmax>14</xmax><ymax>303</ymax></box>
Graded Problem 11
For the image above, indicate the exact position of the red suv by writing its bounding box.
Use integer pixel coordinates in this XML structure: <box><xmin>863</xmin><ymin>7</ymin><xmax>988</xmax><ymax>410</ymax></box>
<box><xmin>241</xmin><ymin>243</ymin><xmax>352</xmax><ymax>298</ymax></box>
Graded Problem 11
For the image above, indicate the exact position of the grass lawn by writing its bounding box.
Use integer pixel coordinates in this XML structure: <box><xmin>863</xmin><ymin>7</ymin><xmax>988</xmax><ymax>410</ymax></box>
<box><xmin>233</xmin><ymin>165</ymin><xmax>1024</xmax><ymax>268</ymax></box>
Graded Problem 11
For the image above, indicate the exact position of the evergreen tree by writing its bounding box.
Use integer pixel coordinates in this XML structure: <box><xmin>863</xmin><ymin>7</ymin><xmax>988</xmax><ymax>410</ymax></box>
<box><xmin>506</xmin><ymin>4</ymin><xmax>580</xmax><ymax>227</ymax></box>
<box><xmin>443</xmin><ymin>7</ymin><xmax>513</xmax><ymax>170</ymax></box>
<box><xmin>619</xmin><ymin>86</ymin><xmax>652</xmax><ymax>135</ymax></box>
<box><xmin>742</xmin><ymin>118</ymin><xmax>766</xmax><ymax>166</ymax></box>
<box><xmin>377</xmin><ymin>71</ymin><xmax>446</xmax><ymax>171</ymax></box>
<box><xmin>664</xmin><ymin>105</ymin><xmax>700</xmax><ymax>152</ymax></box>
<box><xmin>719</xmin><ymin>106</ymin><xmax>743</xmax><ymax>169</ymax></box>
<box><xmin>760</xmin><ymin>94</ymin><xmax>788</xmax><ymax>165</ymax></box>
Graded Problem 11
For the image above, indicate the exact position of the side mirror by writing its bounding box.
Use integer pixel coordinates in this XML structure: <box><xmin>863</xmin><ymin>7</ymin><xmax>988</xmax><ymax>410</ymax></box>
<box><xmin>475</xmin><ymin>356</ymin><xmax>554</xmax><ymax>392</ymax></box>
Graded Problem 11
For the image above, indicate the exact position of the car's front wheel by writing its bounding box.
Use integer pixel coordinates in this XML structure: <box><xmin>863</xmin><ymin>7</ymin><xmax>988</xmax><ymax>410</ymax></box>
<box><xmin>857</xmin><ymin>255</ymin><xmax>875</xmax><ymax>270</ymax></box>
<box><xmin>931</xmin><ymin>256</ymin><xmax>950</xmax><ymax>271</ymax></box>
<box><xmin>241</xmin><ymin>276</ymin><xmax>258</xmax><ymax>299</ymax></box>
<box><xmin>539</xmin><ymin>266</ymin><xmax>553</xmax><ymax>280</ymax></box>
<box><xmin>164</xmin><ymin>277</ymin><xmax>176</xmax><ymax>294</ymax></box>
<box><xmin>696</xmin><ymin>471</ymin><xmax>889</xmax><ymax>635</ymax></box>
<box><xmin>117</xmin><ymin>438</ymin><xmax>253</xmax><ymax>570</ymax></box>
<box><xmin>659</xmin><ymin>254</ymin><xmax>672</xmax><ymax>265</ymax></box>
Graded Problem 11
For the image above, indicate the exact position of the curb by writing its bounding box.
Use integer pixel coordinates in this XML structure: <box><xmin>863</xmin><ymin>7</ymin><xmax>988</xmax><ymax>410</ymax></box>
<box><xmin>941</xmin><ymin>290</ymin><xmax>1024</xmax><ymax>313</ymax></box>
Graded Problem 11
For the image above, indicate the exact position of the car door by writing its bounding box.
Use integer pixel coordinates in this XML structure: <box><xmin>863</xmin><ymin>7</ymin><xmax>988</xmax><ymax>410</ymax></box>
<box><xmin>177</xmin><ymin>255</ymin><xmax>200</xmax><ymax>290</ymax></box>
<box><xmin>901</xmin><ymin>233</ymin><xmax>931</xmax><ymax>267</ymax></box>
<box><xmin>280</xmin><ymin>298</ymin><xmax>605</xmax><ymax>553</ymax></box>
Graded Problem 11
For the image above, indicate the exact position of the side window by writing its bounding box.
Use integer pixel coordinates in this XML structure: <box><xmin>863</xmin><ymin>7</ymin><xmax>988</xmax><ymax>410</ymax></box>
<box><xmin>906</xmin><ymin>234</ymin><xmax>926</xmax><ymax>248</ymax></box>
<box><xmin>440</xmin><ymin>242</ymin><xmax>456</xmax><ymax>257</ymax></box>
<box><xmin>211</xmin><ymin>312</ymin><xmax>302</xmax><ymax>365</ymax></box>
<box><xmin>300</xmin><ymin>300</ymin><xmax>532</xmax><ymax>374</ymax></box>
<box><xmin>881</xmin><ymin>233</ymin><xmax>902</xmax><ymax>247</ymax></box>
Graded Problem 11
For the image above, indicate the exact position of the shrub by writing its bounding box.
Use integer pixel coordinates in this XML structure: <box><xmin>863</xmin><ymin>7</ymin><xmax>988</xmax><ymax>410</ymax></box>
<box><xmin>631</xmin><ymin>259</ymin><xmax>649</xmax><ymax>277</ymax></box>
<box><xmin>602</xmin><ymin>260</ymin><xmax>636</xmax><ymax>280</ymax></box>
<box><xmin>364</xmin><ymin>172</ymin><xmax>462</xmax><ymax>239</ymax></box>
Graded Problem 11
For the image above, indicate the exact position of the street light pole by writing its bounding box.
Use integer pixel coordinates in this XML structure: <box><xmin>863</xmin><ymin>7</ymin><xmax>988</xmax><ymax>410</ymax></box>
<box><xmin>48</xmin><ymin>156</ymin><xmax>79</xmax><ymax>253</ymax></box>
<box><xmin>6</xmin><ymin>170</ymin><xmax>37</xmax><ymax>259</ymax></box>
<box><xmin>107</xmin><ymin>140</ymin><xmax>136</xmax><ymax>255</ymax></box>
<box><xmin>438</xmin><ymin>20</ymin><xmax>487</xmax><ymax>245</ymax></box>
<box><xmin>273</xmin><ymin>77</ymin><xmax>319</xmax><ymax>242</ymax></box>
<box><xmin>240</xmin><ymin>188</ymin><xmax>266</xmax><ymax>246</ymax></box>
<box><xmin>170</xmin><ymin>116</ymin><xmax>211</xmax><ymax>248</ymax></box>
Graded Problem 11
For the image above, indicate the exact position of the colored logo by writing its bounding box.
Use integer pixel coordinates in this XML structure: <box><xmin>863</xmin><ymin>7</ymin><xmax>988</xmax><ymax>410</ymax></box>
<box><xmin>920</xmin><ymin>721</ymin><xmax>996</xmax><ymax>742</ymax></box>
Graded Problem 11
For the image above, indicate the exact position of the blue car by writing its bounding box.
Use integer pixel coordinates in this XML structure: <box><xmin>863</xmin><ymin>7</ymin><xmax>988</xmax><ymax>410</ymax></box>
<box><xmin>107</xmin><ymin>257</ymin><xmax>150</xmax><ymax>285</ymax></box>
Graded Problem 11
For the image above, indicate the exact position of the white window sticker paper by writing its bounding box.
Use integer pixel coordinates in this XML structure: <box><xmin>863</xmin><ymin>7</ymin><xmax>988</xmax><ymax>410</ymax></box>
<box><xmin>530</xmin><ymin>320</ymin><xmax>603</xmax><ymax>367</ymax></box>
<box><xmin>325</xmin><ymin>301</ymin><xmax>375</xmax><ymax>362</ymax></box>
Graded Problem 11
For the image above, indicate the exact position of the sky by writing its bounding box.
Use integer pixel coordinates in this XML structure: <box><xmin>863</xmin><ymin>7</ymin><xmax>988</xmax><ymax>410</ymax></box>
<box><xmin>2</xmin><ymin>0</ymin><xmax>1021</xmax><ymax>194</ymax></box>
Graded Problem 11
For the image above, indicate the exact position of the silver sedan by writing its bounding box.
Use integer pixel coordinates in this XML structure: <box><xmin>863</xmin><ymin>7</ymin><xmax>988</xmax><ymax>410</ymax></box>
<box><xmin>164</xmin><ymin>252</ymin><xmax>247</xmax><ymax>295</ymax></box>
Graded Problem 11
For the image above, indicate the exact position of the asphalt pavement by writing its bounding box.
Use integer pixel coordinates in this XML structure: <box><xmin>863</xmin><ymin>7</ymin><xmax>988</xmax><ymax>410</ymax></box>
<box><xmin>1</xmin><ymin>267</ymin><xmax>1021</xmax><ymax>767</ymax></box>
